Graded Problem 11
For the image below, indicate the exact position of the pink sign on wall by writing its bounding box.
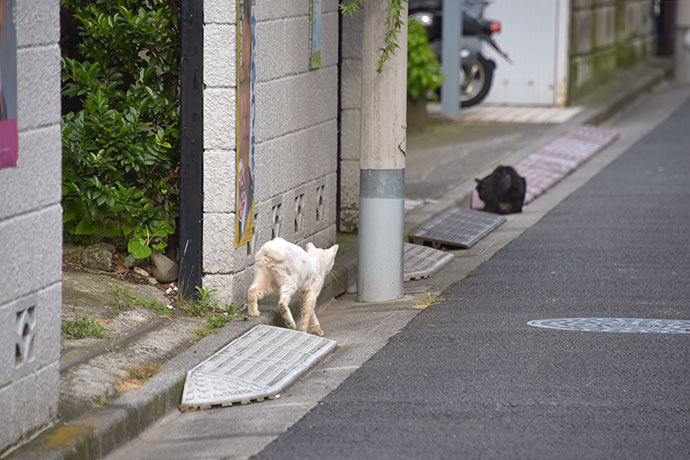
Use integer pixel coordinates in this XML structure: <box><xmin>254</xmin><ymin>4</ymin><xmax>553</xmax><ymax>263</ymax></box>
<box><xmin>0</xmin><ymin>0</ymin><xmax>18</xmax><ymax>169</ymax></box>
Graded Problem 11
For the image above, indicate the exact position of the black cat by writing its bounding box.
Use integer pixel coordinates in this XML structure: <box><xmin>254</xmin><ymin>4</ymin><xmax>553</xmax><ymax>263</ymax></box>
<box><xmin>475</xmin><ymin>166</ymin><xmax>526</xmax><ymax>214</ymax></box>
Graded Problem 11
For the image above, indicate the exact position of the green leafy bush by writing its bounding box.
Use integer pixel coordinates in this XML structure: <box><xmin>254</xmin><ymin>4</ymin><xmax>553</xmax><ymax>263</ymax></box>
<box><xmin>407</xmin><ymin>19</ymin><xmax>443</xmax><ymax>100</ymax></box>
<box><xmin>61</xmin><ymin>0</ymin><xmax>180</xmax><ymax>259</ymax></box>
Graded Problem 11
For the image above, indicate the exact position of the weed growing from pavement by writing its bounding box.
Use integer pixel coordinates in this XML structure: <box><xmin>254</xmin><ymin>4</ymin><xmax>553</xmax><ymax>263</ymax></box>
<box><xmin>109</xmin><ymin>284</ymin><xmax>171</xmax><ymax>314</ymax></box>
<box><xmin>116</xmin><ymin>363</ymin><xmax>163</xmax><ymax>392</ymax></box>
<box><xmin>62</xmin><ymin>310</ymin><xmax>108</xmax><ymax>338</ymax></box>
<box><xmin>178</xmin><ymin>286</ymin><xmax>247</xmax><ymax>338</ymax></box>
<box><xmin>413</xmin><ymin>293</ymin><xmax>444</xmax><ymax>310</ymax></box>
<box><xmin>194</xmin><ymin>303</ymin><xmax>247</xmax><ymax>339</ymax></box>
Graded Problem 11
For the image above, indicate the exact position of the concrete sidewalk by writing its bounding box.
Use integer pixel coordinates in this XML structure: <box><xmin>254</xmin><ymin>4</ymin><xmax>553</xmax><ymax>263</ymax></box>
<box><xmin>8</xmin><ymin>59</ymin><xmax>672</xmax><ymax>459</ymax></box>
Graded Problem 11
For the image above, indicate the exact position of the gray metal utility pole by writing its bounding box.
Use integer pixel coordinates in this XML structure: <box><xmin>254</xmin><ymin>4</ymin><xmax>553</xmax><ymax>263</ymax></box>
<box><xmin>358</xmin><ymin>1</ymin><xmax>408</xmax><ymax>302</ymax></box>
<box><xmin>441</xmin><ymin>0</ymin><xmax>462</xmax><ymax>116</ymax></box>
<box><xmin>676</xmin><ymin>0</ymin><xmax>690</xmax><ymax>83</ymax></box>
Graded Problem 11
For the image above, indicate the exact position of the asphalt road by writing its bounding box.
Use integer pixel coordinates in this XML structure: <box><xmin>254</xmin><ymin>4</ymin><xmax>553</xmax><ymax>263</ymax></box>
<box><xmin>255</xmin><ymin>95</ymin><xmax>690</xmax><ymax>458</ymax></box>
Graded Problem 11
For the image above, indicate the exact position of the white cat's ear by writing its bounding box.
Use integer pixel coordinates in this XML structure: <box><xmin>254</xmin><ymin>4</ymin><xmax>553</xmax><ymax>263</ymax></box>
<box><xmin>306</xmin><ymin>242</ymin><xmax>316</xmax><ymax>251</ymax></box>
<box><xmin>330</xmin><ymin>244</ymin><xmax>339</xmax><ymax>256</ymax></box>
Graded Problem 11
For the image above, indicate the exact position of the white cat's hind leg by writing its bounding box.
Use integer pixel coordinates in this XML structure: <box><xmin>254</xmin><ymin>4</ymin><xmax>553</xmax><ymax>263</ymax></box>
<box><xmin>299</xmin><ymin>292</ymin><xmax>317</xmax><ymax>333</ymax></box>
<box><xmin>248</xmin><ymin>273</ymin><xmax>272</xmax><ymax>317</ymax></box>
<box><xmin>278</xmin><ymin>285</ymin><xmax>297</xmax><ymax>329</ymax></box>
<box><xmin>309</xmin><ymin>310</ymin><xmax>324</xmax><ymax>336</ymax></box>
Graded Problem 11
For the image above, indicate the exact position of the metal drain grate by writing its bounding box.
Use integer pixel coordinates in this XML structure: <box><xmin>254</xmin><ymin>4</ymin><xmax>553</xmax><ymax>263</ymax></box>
<box><xmin>404</xmin><ymin>242</ymin><xmax>454</xmax><ymax>281</ymax></box>
<box><xmin>409</xmin><ymin>208</ymin><xmax>506</xmax><ymax>249</ymax></box>
<box><xmin>528</xmin><ymin>318</ymin><xmax>690</xmax><ymax>334</ymax></box>
<box><xmin>181</xmin><ymin>325</ymin><xmax>336</xmax><ymax>409</ymax></box>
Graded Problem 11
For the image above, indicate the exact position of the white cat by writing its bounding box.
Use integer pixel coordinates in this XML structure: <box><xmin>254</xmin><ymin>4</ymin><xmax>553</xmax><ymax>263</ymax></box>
<box><xmin>247</xmin><ymin>237</ymin><xmax>339</xmax><ymax>336</ymax></box>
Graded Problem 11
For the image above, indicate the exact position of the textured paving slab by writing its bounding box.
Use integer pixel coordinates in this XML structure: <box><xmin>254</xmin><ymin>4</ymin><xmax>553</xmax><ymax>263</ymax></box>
<box><xmin>513</xmin><ymin>164</ymin><xmax>564</xmax><ymax>204</ymax></box>
<box><xmin>427</xmin><ymin>103</ymin><xmax>583</xmax><ymax>124</ymax></box>
<box><xmin>528</xmin><ymin>318</ymin><xmax>690</xmax><ymax>334</ymax></box>
<box><xmin>181</xmin><ymin>325</ymin><xmax>336</xmax><ymax>409</ymax></box>
<box><xmin>515</xmin><ymin>125</ymin><xmax>619</xmax><ymax>205</ymax></box>
<box><xmin>409</xmin><ymin>208</ymin><xmax>506</xmax><ymax>249</ymax></box>
<box><xmin>403</xmin><ymin>242</ymin><xmax>454</xmax><ymax>281</ymax></box>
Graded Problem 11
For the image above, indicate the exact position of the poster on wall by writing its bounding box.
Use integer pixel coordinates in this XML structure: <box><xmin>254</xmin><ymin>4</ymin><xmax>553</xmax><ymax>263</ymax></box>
<box><xmin>235</xmin><ymin>0</ymin><xmax>256</xmax><ymax>248</ymax></box>
<box><xmin>309</xmin><ymin>0</ymin><xmax>322</xmax><ymax>69</ymax></box>
<box><xmin>0</xmin><ymin>0</ymin><xmax>17</xmax><ymax>170</ymax></box>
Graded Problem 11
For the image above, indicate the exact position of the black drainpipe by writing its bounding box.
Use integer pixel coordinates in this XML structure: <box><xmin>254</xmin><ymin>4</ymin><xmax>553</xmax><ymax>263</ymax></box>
<box><xmin>179</xmin><ymin>0</ymin><xmax>203</xmax><ymax>299</ymax></box>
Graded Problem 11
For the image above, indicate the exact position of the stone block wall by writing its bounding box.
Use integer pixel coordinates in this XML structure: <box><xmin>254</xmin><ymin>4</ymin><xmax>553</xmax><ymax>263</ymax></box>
<box><xmin>202</xmin><ymin>1</ymin><xmax>340</xmax><ymax>303</ymax></box>
<box><xmin>570</xmin><ymin>0</ymin><xmax>655</xmax><ymax>99</ymax></box>
<box><xmin>0</xmin><ymin>0</ymin><xmax>62</xmax><ymax>454</ymax></box>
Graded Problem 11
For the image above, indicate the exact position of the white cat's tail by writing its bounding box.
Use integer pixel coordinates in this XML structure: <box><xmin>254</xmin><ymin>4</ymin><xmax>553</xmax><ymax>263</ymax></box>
<box><xmin>255</xmin><ymin>240</ymin><xmax>285</xmax><ymax>265</ymax></box>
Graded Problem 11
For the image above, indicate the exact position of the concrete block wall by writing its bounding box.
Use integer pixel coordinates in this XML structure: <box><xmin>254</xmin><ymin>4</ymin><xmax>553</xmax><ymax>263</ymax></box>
<box><xmin>570</xmin><ymin>0</ymin><xmax>655</xmax><ymax>100</ymax></box>
<box><xmin>0</xmin><ymin>0</ymin><xmax>62</xmax><ymax>454</ymax></box>
<box><xmin>202</xmin><ymin>0</ymin><xmax>340</xmax><ymax>303</ymax></box>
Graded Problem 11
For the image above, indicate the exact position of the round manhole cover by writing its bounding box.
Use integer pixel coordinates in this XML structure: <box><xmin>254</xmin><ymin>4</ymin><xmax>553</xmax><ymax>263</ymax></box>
<box><xmin>528</xmin><ymin>318</ymin><xmax>690</xmax><ymax>334</ymax></box>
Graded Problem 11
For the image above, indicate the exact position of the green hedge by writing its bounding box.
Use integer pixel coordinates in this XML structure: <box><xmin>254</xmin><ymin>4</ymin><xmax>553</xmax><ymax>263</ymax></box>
<box><xmin>61</xmin><ymin>0</ymin><xmax>180</xmax><ymax>259</ymax></box>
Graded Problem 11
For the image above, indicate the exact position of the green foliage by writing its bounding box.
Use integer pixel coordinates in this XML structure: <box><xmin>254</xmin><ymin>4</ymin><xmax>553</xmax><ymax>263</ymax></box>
<box><xmin>407</xmin><ymin>19</ymin><xmax>443</xmax><ymax>100</ymax></box>
<box><xmin>62</xmin><ymin>311</ymin><xmax>108</xmax><ymax>338</ymax></box>
<box><xmin>61</xmin><ymin>0</ymin><xmax>180</xmax><ymax>259</ymax></box>
<box><xmin>180</xmin><ymin>286</ymin><xmax>218</xmax><ymax>317</ymax></box>
<box><xmin>339</xmin><ymin>0</ymin><xmax>408</xmax><ymax>73</ymax></box>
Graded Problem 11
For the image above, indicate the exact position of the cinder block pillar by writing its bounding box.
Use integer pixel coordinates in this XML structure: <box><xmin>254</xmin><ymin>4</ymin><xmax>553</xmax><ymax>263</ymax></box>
<box><xmin>0</xmin><ymin>0</ymin><xmax>62</xmax><ymax>454</ymax></box>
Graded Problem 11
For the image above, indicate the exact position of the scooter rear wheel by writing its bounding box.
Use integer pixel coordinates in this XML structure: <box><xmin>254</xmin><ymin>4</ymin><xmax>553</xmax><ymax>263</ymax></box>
<box><xmin>460</xmin><ymin>54</ymin><xmax>494</xmax><ymax>108</ymax></box>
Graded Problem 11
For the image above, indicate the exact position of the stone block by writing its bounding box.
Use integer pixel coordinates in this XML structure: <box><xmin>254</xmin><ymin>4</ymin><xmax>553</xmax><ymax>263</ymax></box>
<box><xmin>255</xmin><ymin>0</ymin><xmax>309</xmax><ymax>21</ymax></box>
<box><xmin>204</xmin><ymin>88</ymin><xmax>236</xmax><ymax>150</ymax></box>
<box><xmin>283</xmin><ymin>67</ymin><xmax>338</xmax><ymax>134</ymax></box>
<box><xmin>17</xmin><ymin>284</ymin><xmax>61</xmax><ymax>374</ymax></box>
<box><xmin>256</xmin><ymin>20</ymin><xmax>288</xmax><ymax>82</ymax></box>
<box><xmin>202</xmin><ymin>212</ymin><xmax>236</xmax><ymax>274</ymax></box>
<box><xmin>0</xmin><ymin>205</ymin><xmax>62</xmax><ymax>307</ymax></box>
<box><xmin>0</xmin><ymin>303</ymin><xmax>13</xmax><ymax>388</ymax></box>
<box><xmin>339</xmin><ymin>158</ymin><xmax>360</xmax><ymax>210</ymax></box>
<box><xmin>204</xmin><ymin>24</ymin><xmax>236</xmax><ymax>87</ymax></box>
<box><xmin>573</xmin><ymin>0</ymin><xmax>594</xmax><ymax>9</ymax></box>
<box><xmin>615</xmin><ymin>1</ymin><xmax>634</xmax><ymax>42</ymax></box>
<box><xmin>340</xmin><ymin>58</ymin><xmax>362</xmax><ymax>110</ymax></box>
<box><xmin>637</xmin><ymin>0</ymin><xmax>653</xmax><ymax>36</ymax></box>
<box><xmin>297</xmin><ymin>224</ymin><xmax>337</xmax><ymax>252</ymax></box>
<box><xmin>594</xmin><ymin>6</ymin><xmax>616</xmax><ymax>49</ymax></box>
<box><xmin>340</xmin><ymin>108</ymin><xmax>361</xmax><ymax>161</ymax></box>
<box><xmin>572</xmin><ymin>9</ymin><xmax>594</xmax><ymax>55</ymax></box>
<box><xmin>321</xmin><ymin>11</ymin><xmax>340</xmax><ymax>68</ymax></box>
<box><xmin>339</xmin><ymin>209</ymin><xmax>359</xmax><ymax>234</ymax></box>
<box><xmin>204</xmin><ymin>149</ymin><xmax>236</xmax><ymax>213</ymax></box>
<box><xmin>593</xmin><ymin>48</ymin><xmax>617</xmax><ymax>79</ymax></box>
<box><xmin>0</xmin><ymin>362</ymin><xmax>59</xmax><ymax>453</ymax></box>
<box><xmin>205</xmin><ymin>0</ymin><xmax>236</xmax><ymax>24</ymax></box>
<box><xmin>255</xmin><ymin>120</ymin><xmax>336</xmax><ymax>200</ymax></box>
<box><xmin>340</xmin><ymin>9</ymin><xmax>364</xmax><ymax>60</ymax></box>
<box><xmin>17</xmin><ymin>45</ymin><xmax>61</xmax><ymax>132</ymax></box>
<box><xmin>16</xmin><ymin>0</ymin><xmax>60</xmax><ymax>47</ymax></box>
<box><xmin>284</xmin><ymin>15</ymin><xmax>310</xmax><ymax>76</ymax></box>
<box><xmin>254</xmin><ymin>79</ymin><xmax>288</xmax><ymax>143</ymax></box>
<box><xmin>0</xmin><ymin>125</ymin><xmax>61</xmax><ymax>221</ymax></box>
<box><xmin>569</xmin><ymin>54</ymin><xmax>594</xmax><ymax>98</ymax></box>
<box><xmin>203</xmin><ymin>268</ymin><xmax>254</xmax><ymax>305</ymax></box>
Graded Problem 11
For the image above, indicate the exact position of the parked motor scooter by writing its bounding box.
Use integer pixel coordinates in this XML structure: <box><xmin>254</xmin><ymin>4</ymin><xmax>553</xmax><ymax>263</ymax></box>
<box><xmin>409</xmin><ymin>0</ymin><xmax>511</xmax><ymax>108</ymax></box>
